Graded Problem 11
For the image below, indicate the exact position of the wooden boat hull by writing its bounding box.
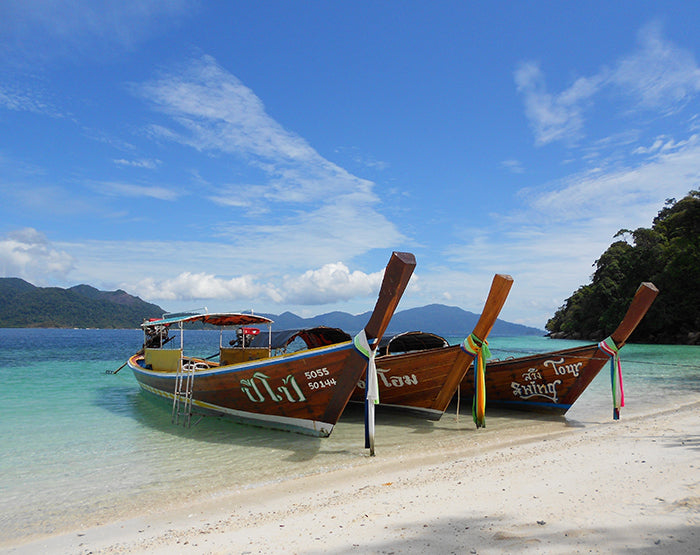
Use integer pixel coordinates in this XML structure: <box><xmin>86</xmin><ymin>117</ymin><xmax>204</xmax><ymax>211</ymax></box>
<box><xmin>349</xmin><ymin>341</ymin><xmax>608</xmax><ymax>418</ymax></box>
<box><xmin>129</xmin><ymin>340</ymin><xmax>368</xmax><ymax>437</ymax></box>
<box><xmin>350</xmin><ymin>344</ymin><xmax>471</xmax><ymax>420</ymax></box>
<box><xmin>459</xmin><ymin>343</ymin><xmax>607</xmax><ymax>414</ymax></box>
<box><xmin>355</xmin><ymin>281</ymin><xmax>658</xmax><ymax>420</ymax></box>
<box><xmin>350</xmin><ymin>273</ymin><xmax>514</xmax><ymax>420</ymax></box>
<box><xmin>124</xmin><ymin>251</ymin><xmax>417</xmax><ymax>439</ymax></box>
<box><xmin>459</xmin><ymin>281</ymin><xmax>659</xmax><ymax>416</ymax></box>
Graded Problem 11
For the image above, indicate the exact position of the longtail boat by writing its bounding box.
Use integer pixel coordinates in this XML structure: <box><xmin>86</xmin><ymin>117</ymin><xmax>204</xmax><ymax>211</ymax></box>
<box><xmin>124</xmin><ymin>251</ymin><xmax>416</xmax><ymax>438</ymax></box>
<box><xmin>350</xmin><ymin>274</ymin><xmax>514</xmax><ymax>424</ymax></box>
<box><xmin>459</xmin><ymin>282</ymin><xmax>659</xmax><ymax>418</ymax></box>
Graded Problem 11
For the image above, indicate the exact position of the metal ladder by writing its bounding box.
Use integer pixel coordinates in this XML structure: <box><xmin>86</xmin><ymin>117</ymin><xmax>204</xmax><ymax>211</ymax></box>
<box><xmin>172</xmin><ymin>359</ymin><xmax>196</xmax><ymax>427</ymax></box>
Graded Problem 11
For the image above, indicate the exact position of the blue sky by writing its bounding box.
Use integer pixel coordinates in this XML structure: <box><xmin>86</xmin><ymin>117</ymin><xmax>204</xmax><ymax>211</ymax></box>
<box><xmin>1</xmin><ymin>1</ymin><xmax>699</xmax><ymax>328</ymax></box>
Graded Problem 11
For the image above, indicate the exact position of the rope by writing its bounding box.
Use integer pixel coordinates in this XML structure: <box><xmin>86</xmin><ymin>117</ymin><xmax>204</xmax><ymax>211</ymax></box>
<box><xmin>455</xmin><ymin>383</ymin><xmax>460</xmax><ymax>421</ymax></box>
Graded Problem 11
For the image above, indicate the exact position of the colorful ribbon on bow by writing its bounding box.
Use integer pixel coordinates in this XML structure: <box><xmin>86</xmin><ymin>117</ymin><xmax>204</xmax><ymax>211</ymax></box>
<box><xmin>598</xmin><ymin>336</ymin><xmax>624</xmax><ymax>420</ymax></box>
<box><xmin>354</xmin><ymin>330</ymin><xmax>378</xmax><ymax>455</ymax></box>
<box><xmin>461</xmin><ymin>333</ymin><xmax>491</xmax><ymax>428</ymax></box>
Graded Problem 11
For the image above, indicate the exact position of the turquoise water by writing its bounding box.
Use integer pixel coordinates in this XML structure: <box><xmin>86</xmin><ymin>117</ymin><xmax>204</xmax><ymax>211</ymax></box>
<box><xmin>1</xmin><ymin>329</ymin><xmax>698</xmax><ymax>545</ymax></box>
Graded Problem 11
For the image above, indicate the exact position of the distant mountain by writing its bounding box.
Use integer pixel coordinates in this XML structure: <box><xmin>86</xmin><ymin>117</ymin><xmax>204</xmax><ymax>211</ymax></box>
<box><xmin>0</xmin><ymin>278</ymin><xmax>544</xmax><ymax>336</ymax></box>
<box><xmin>259</xmin><ymin>303</ymin><xmax>543</xmax><ymax>337</ymax></box>
<box><xmin>0</xmin><ymin>278</ymin><xmax>165</xmax><ymax>328</ymax></box>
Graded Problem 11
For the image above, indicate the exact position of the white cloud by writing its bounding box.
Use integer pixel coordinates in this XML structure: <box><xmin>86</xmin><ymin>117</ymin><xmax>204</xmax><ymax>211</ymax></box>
<box><xmin>525</xmin><ymin>134</ymin><xmax>700</xmax><ymax>224</ymax></box>
<box><xmin>125</xmin><ymin>262</ymin><xmax>390</xmax><ymax>308</ymax></box>
<box><xmin>0</xmin><ymin>0</ymin><xmax>194</xmax><ymax>62</ymax></box>
<box><xmin>94</xmin><ymin>181</ymin><xmax>180</xmax><ymax>201</ymax></box>
<box><xmin>124</xmin><ymin>55</ymin><xmax>404</xmax><ymax>275</ymax></box>
<box><xmin>113</xmin><ymin>158</ymin><xmax>161</xmax><ymax>169</ymax></box>
<box><xmin>611</xmin><ymin>23</ymin><xmax>700</xmax><ymax>114</ymax></box>
<box><xmin>632</xmin><ymin>134</ymin><xmax>698</xmax><ymax>156</ymax></box>
<box><xmin>0</xmin><ymin>228</ymin><xmax>74</xmax><ymax>282</ymax></box>
<box><xmin>503</xmin><ymin>22</ymin><xmax>700</xmax><ymax>324</ymax></box>
<box><xmin>514</xmin><ymin>61</ymin><xmax>600</xmax><ymax>146</ymax></box>
<box><xmin>134</xmin><ymin>56</ymin><xmax>381</xmax><ymax>207</ymax></box>
<box><xmin>439</xmin><ymin>137</ymin><xmax>700</xmax><ymax>327</ymax></box>
<box><xmin>137</xmin><ymin>56</ymin><xmax>317</xmax><ymax>162</ymax></box>
<box><xmin>516</xmin><ymin>23</ymin><xmax>700</xmax><ymax>146</ymax></box>
<box><xmin>206</xmin><ymin>184</ymin><xmax>269</xmax><ymax>210</ymax></box>
<box><xmin>45</xmin><ymin>236</ymin><xmax>406</xmax><ymax>312</ymax></box>
<box><xmin>0</xmin><ymin>83</ymin><xmax>64</xmax><ymax>117</ymax></box>
<box><xmin>131</xmin><ymin>271</ymin><xmax>275</xmax><ymax>303</ymax></box>
<box><xmin>501</xmin><ymin>159</ymin><xmax>525</xmax><ymax>174</ymax></box>
<box><xmin>632</xmin><ymin>136</ymin><xmax>669</xmax><ymax>155</ymax></box>
<box><xmin>281</xmin><ymin>262</ymin><xmax>383</xmax><ymax>305</ymax></box>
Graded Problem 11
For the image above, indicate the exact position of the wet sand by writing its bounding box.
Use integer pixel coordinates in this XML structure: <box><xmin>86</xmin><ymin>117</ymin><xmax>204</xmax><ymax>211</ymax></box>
<box><xmin>3</xmin><ymin>400</ymin><xmax>699</xmax><ymax>554</ymax></box>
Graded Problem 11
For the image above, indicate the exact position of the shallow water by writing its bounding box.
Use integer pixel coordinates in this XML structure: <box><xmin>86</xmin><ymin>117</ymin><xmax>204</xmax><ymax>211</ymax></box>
<box><xmin>0</xmin><ymin>329</ymin><xmax>698</xmax><ymax>544</ymax></box>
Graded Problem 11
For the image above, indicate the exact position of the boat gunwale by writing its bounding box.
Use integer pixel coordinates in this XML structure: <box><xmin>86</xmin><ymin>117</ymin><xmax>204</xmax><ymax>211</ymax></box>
<box><xmin>486</xmin><ymin>342</ymin><xmax>608</xmax><ymax>366</ymax></box>
<box><xmin>129</xmin><ymin>339</ymin><xmax>360</xmax><ymax>379</ymax></box>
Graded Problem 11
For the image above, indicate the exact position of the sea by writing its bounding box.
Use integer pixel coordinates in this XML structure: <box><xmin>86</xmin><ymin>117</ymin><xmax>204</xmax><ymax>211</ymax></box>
<box><xmin>1</xmin><ymin>328</ymin><xmax>698</xmax><ymax>546</ymax></box>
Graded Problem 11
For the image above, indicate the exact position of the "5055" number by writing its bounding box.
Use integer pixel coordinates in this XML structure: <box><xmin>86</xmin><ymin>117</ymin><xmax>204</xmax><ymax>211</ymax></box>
<box><xmin>305</xmin><ymin>367</ymin><xmax>329</xmax><ymax>379</ymax></box>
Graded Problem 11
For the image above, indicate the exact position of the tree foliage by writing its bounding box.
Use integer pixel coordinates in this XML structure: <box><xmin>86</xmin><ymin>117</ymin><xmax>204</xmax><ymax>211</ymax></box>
<box><xmin>546</xmin><ymin>190</ymin><xmax>700</xmax><ymax>344</ymax></box>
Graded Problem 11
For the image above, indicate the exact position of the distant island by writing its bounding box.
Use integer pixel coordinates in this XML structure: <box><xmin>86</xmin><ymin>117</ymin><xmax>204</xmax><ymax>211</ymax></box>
<box><xmin>0</xmin><ymin>277</ymin><xmax>543</xmax><ymax>336</ymax></box>
<box><xmin>0</xmin><ymin>278</ymin><xmax>164</xmax><ymax>329</ymax></box>
<box><xmin>546</xmin><ymin>190</ymin><xmax>699</xmax><ymax>345</ymax></box>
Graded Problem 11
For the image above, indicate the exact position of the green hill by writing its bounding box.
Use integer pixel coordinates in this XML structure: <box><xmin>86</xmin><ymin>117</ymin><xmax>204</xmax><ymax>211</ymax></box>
<box><xmin>546</xmin><ymin>190</ymin><xmax>700</xmax><ymax>344</ymax></box>
<box><xmin>0</xmin><ymin>279</ymin><xmax>165</xmax><ymax>328</ymax></box>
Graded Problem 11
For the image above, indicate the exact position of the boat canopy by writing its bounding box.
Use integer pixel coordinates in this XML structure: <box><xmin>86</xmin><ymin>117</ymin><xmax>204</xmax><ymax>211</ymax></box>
<box><xmin>377</xmin><ymin>331</ymin><xmax>449</xmax><ymax>356</ymax></box>
<box><xmin>248</xmin><ymin>326</ymin><xmax>351</xmax><ymax>350</ymax></box>
<box><xmin>238</xmin><ymin>326</ymin><xmax>449</xmax><ymax>355</ymax></box>
<box><xmin>142</xmin><ymin>311</ymin><xmax>274</xmax><ymax>329</ymax></box>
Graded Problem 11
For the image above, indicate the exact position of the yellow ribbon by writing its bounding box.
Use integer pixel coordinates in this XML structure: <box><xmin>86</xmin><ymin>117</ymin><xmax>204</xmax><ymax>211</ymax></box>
<box><xmin>462</xmin><ymin>333</ymin><xmax>491</xmax><ymax>428</ymax></box>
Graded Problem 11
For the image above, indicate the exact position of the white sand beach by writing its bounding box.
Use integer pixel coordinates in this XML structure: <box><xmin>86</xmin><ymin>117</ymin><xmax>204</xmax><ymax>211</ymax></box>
<box><xmin>4</xmin><ymin>400</ymin><xmax>699</xmax><ymax>555</ymax></box>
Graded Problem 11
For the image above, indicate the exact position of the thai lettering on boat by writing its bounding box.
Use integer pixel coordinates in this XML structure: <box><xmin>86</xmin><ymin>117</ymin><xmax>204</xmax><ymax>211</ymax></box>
<box><xmin>278</xmin><ymin>375</ymin><xmax>307</xmax><ymax>402</ymax></box>
<box><xmin>522</xmin><ymin>368</ymin><xmax>542</xmax><ymax>382</ymax></box>
<box><xmin>510</xmin><ymin>379</ymin><xmax>561</xmax><ymax>403</ymax></box>
<box><xmin>357</xmin><ymin>367</ymin><xmax>419</xmax><ymax>389</ymax></box>
<box><xmin>241</xmin><ymin>372</ymin><xmax>305</xmax><ymax>403</ymax></box>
